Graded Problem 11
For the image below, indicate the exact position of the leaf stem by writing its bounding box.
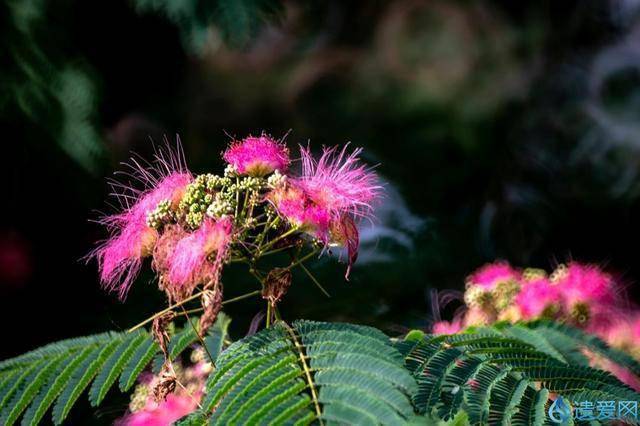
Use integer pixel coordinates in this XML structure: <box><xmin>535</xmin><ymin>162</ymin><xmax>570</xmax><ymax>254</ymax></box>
<box><xmin>127</xmin><ymin>289</ymin><xmax>262</xmax><ymax>333</ymax></box>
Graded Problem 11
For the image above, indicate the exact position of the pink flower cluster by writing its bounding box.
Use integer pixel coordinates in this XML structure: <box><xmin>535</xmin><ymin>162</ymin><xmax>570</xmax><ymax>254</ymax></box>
<box><xmin>432</xmin><ymin>261</ymin><xmax>640</xmax><ymax>389</ymax></box>
<box><xmin>223</xmin><ymin>134</ymin><xmax>290</xmax><ymax>176</ymax></box>
<box><xmin>116</xmin><ymin>359</ymin><xmax>210</xmax><ymax>426</ymax></box>
<box><xmin>89</xmin><ymin>148</ymin><xmax>193</xmax><ymax>299</ymax></box>
<box><xmin>91</xmin><ymin>134</ymin><xmax>381</xmax><ymax>299</ymax></box>
<box><xmin>434</xmin><ymin>261</ymin><xmax>628</xmax><ymax>333</ymax></box>
<box><xmin>268</xmin><ymin>145</ymin><xmax>381</xmax><ymax>278</ymax></box>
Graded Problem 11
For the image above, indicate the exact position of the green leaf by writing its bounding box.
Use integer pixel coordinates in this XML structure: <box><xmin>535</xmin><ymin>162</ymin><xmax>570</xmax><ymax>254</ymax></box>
<box><xmin>21</xmin><ymin>347</ymin><xmax>94</xmax><ymax>426</ymax></box>
<box><xmin>52</xmin><ymin>339</ymin><xmax>118</xmax><ymax>424</ymax></box>
<box><xmin>119</xmin><ymin>338</ymin><xmax>159</xmax><ymax>392</ymax></box>
<box><xmin>88</xmin><ymin>332</ymin><xmax>147</xmax><ymax>406</ymax></box>
<box><xmin>201</xmin><ymin>320</ymin><xmax>417</xmax><ymax>425</ymax></box>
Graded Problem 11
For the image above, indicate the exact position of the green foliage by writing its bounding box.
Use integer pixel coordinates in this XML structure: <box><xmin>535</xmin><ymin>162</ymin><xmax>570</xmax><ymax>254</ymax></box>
<box><xmin>1</xmin><ymin>0</ymin><xmax>104</xmax><ymax>172</ymax></box>
<box><xmin>396</xmin><ymin>321</ymin><xmax>640</xmax><ymax>425</ymax></box>
<box><xmin>133</xmin><ymin>0</ymin><xmax>283</xmax><ymax>52</ymax></box>
<box><xmin>0</xmin><ymin>316</ymin><xmax>229</xmax><ymax>425</ymax></box>
<box><xmin>2</xmin><ymin>316</ymin><xmax>640</xmax><ymax>425</ymax></box>
<box><xmin>187</xmin><ymin>320</ymin><xmax>418</xmax><ymax>425</ymax></box>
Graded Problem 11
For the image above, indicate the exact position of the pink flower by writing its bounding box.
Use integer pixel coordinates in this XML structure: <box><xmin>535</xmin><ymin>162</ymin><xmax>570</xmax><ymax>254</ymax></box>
<box><xmin>294</xmin><ymin>144</ymin><xmax>381</xmax><ymax>220</ymax></box>
<box><xmin>223</xmin><ymin>135</ymin><xmax>290</xmax><ymax>176</ymax></box>
<box><xmin>90</xmin><ymin>145</ymin><xmax>192</xmax><ymax>299</ymax></box>
<box><xmin>515</xmin><ymin>277</ymin><xmax>562</xmax><ymax>319</ymax></box>
<box><xmin>466</xmin><ymin>262</ymin><xmax>520</xmax><ymax>290</ymax></box>
<box><xmin>554</xmin><ymin>262</ymin><xmax>618</xmax><ymax>307</ymax></box>
<box><xmin>267</xmin><ymin>184</ymin><xmax>331</xmax><ymax>236</ymax></box>
<box><xmin>118</xmin><ymin>393</ymin><xmax>200</xmax><ymax>426</ymax></box>
<box><xmin>432</xmin><ymin>319</ymin><xmax>463</xmax><ymax>335</ymax></box>
<box><xmin>269</xmin><ymin>144</ymin><xmax>381</xmax><ymax>278</ymax></box>
<box><xmin>168</xmin><ymin>217</ymin><xmax>233</xmax><ymax>291</ymax></box>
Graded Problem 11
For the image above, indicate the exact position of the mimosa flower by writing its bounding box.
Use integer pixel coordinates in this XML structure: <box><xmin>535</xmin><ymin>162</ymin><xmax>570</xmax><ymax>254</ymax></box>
<box><xmin>168</xmin><ymin>217</ymin><xmax>233</xmax><ymax>290</ymax></box>
<box><xmin>515</xmin><ymin>277</ymin><xmax>561</xmax><ymax>319</ymax></box>
<box><xmin>223</xmin><ymin>135</ymin><xmax>290</xmax><ymax>176</ymax></box>
<box><xmin>466</xmin><ymin>262</ymin><xmax>521</xmax><ymax>290</ymax></box>
<box><xmin>432</xmin><ymin>319</ymin><xmax>463</xmax><ymax>335</ymax></box>
<box><xmin>269</xmin><ymin>144</ymin><xmax>381</xmax><ymax>278</ymax></box>
<box><xmin>294</xmin><ymin>144</ymin><xmax>381</xmax><ymax>220</ymax></box>
<box><xmin>90</xmin><ymin>145</ymin><xmax>192</xmax><ymax>299</ymax></box>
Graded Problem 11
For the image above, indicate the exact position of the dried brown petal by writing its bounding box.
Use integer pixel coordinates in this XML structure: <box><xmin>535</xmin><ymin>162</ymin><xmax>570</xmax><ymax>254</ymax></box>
<box><xmin>262</xmin><ymin>267</ymin><xmax>293</xmax><ymax>306</ymax></box>
<box><xmin>152</xmin><ymin>362</ymin><xmax>177</xmax><ymax>402</ymax></box>
<box><xmin>152</xmin><ymin>311</ymin><xmax>176</xmax><ymax>357</ymax></box>
<box><xmin>199</xmin><ymin>283</ymin><xmax>223</xmax><ymax>337</ymax></box>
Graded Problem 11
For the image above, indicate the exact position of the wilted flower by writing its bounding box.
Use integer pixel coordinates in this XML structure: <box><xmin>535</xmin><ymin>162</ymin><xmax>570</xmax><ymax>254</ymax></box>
<box><xmin>90</xmin><ymin>145</ymin><xmax>192</xmax><ymax>299</ymax></box>
<box><xmin>223</xmin><ymin>135</ymin><xmax>290</xmax><ymax>176</ymax></box>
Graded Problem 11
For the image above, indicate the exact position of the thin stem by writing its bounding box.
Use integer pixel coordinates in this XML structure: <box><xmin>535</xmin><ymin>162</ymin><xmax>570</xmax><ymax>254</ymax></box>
<box><xmin>127</xmin><ymin>289</ymin><xmax>262</xmax><ymax>333</ymax></box>
<box><xmin>180</xmin><ymin>305</ymin><xmax>215</xmax><ymax>364</ymax></box>
<box><xmin>266</xmin><ymin>303</ymin><xmax>272</xmax><ymax>328</ymax></box>
<box><xmin>259</xmin><ymin>244</ymin><xmax>297</xmax><ymax>258</ymax></box>
<box><xmin>259</xmin><ymin>225</ymin><xmax>298</xmax><ymax>253</ymax></box>
<box><xmin>298</xmin><ymin>263</ymin><xmax>331</xmax><ymax>298</ymax></box>
<box><xmin>128</xmin><ymin>291</ymin><xmax>205</xmax><ymax>333</ymax></box>
<box><xmin>285</xmin><ymin>249</ymin><xmax>319</xmax><ymax>271</ymax></box>
<box><xmin>254</xmin><ymin>215</ymin><xmax>279</xmax><ymax>249</ymax></box>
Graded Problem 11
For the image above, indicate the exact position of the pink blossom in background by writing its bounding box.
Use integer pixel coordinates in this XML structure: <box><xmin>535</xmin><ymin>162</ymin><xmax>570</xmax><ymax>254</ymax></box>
<box><xmin>118</xmin><ymin>393</ymin><xmax>200</xmax><ymax>426</ymax></box>
<box><xmin>432</xmin><ymin>319</ymin><xmax>463</xmax><ymax>335</ymax></box>
<box><xmin>89</xmin><ymin>145</ymin><xmax>192</xmax><ymax>299</ymax></box>
<box><xmin>556</xmin><ymin>262</ymin><xmax>619</xmax><ymax>307</ymax></box>
<box><xmin>0</xmin><ymin>231</ymin><xmax>32</xmax><ymax>287</ymax></box>
<box><xmin>515</xmin><ymin>277</ymin><xmax>561</xmax><ymax>319</ymax></box>
<box><xmin>223</xmin><ymin>135</ymin><xmax>290</xmax><ymax>176</ymax></box>
<box><xmin>466</xmin><ymin>262</ymin><xmax>520</xmax><ymax>290</ymax></box>
<box><xmin>294</xmin><ymin>144</ymin><xmax>381</xmax><ymax>221</ymax></box>
<box><xmin>116</xmin><ymin>360</ymin><xmax>210</xmax><ymax>426</ymax></box>
<box><xmin>168</xmin><ymin>217</ymin><xmax>232</xmax><ymax>291</ymax></box>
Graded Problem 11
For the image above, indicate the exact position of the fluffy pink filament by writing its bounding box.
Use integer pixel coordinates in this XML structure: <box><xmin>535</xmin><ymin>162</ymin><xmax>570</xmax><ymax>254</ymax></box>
<box><xmin>267</xmin><ymin>184</ymin><xmax>332</xmax><ymax>236</ymax></box>
<box><xmin>119</xmin><ymin>393</ymin><xmax>200</xmax><ymax>426</ymax></box>
<box><xmin>223</xmin><ymin>135</ymin><xmax>290</xmax><ymax>176</ymax></box>
<box><xmin>556</xmin><ymin>262</ymin><xmax>618</xmax><ymax>307</ymax></box>
<box><xmin>466</xmin><ymin>262</ymin><xmax>521</xmax><ymax>290</ymax></box>
<box><xmin>432</xmin><ymin>319</ymin><xmax>463</xmax><ymax>335</ymax></box>
<box><xmin>168</xmin><ymin>217</ymin><xmax>232</xmax><ymax>289</ymax></box>
<box><xmin>91</xmin><ymin>145</ymin><xmax>192</xmax><ymax>300</ymax></box>
<box><xmin>515</xmin><ymin>277</ymin><xmax>561</xmax><ymax>319</ymax></box>
<box><xmin>294</xmin><ymin>144</ymin><xmax>381</xmax><ymax>220</ymax></box>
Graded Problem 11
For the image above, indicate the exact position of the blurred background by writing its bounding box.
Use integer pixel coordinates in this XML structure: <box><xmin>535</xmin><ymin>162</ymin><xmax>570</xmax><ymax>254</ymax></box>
<box><xmin>3</xmin><ymin>0</ymin><xmax>640</xmax><ymax>390</ymax></box>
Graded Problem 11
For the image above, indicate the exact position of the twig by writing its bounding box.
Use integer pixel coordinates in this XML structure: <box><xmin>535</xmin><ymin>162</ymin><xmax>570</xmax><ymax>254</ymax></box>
<box><xmin>298</xmin><ymin>263</ymin><xmax>331</xmax><ymax>298</ymax></box>
<box><xmin>128</xmin><ymin>289</ymin><xmax>262</xmax><ymax>333</ymax></box>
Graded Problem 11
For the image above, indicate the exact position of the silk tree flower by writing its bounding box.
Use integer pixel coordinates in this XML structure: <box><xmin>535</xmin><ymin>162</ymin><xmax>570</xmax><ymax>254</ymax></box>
<box><xmin>168</xmin><ymin>217</ymin><xmax>233</xmax><ymax>291</ymax></box>
<box><xmin>90</xmin><ymin>146</ymin><xmax>192</xmax><ymax>299</ymax></box>
<box><xmin>515</xmin><ymin>276</ymin><xmax>562</xmax><ymax>320</ymax></box>
<box><xmin>269</xmin><ymin>144</ymin><xmax>381</xmax><ymax>279</ymax></box>
<box><xmin>466</xmin><ymin>262</ymin><xmax>521</xmax><ymax>290</ymax></box>
<box><xmin>464</xmin><ymin>262</ymin><xmax>522</xmax><ymax>313</ymax></box>
<box><xmin>552</xmin><ymin>262</ymin><xmax>621</xmax><ymax>326</ymax></box>
<box><xmin>295</xmin><ymin>144</ymin><xmax>381</xmax><ymax>221</ymax></box>
<box><xmin>432</xmin><ymin>319</ymin><xmax>463</xmax><ymax>335</ymax></box>
<box><xmin>223</xmin><ymin>135</ymin><xmax>290</xmax><ymax>176</ymax></box>
<box><xmin>117</xmin><ymin>357</ymin><xmax>210</xmax><ymax>426</ymax></box>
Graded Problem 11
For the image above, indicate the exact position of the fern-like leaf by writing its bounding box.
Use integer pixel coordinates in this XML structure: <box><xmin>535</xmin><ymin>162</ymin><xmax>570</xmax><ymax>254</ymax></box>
<box><xmin>201</xmin><ymin>320</ymin><xmax>417</xmax><ymax>425</ymax></box>
<box><xmin>0</xmin><ymin>316</ymin><xmax>224</xmax><ymax>424</ymax></box>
